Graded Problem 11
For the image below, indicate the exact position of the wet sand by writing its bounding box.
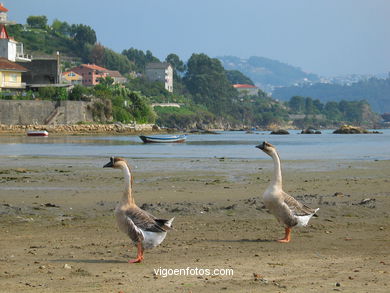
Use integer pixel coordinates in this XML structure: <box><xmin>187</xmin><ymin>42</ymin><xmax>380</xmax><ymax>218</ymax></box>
<box><xmin>0</xmin><ymin>157</ymin><xmax>389</xmax><ymax>292</ymax></box>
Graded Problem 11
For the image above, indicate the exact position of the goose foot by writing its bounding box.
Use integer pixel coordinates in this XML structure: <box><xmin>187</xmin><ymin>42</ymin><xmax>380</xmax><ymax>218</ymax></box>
<box><xmin>128</xmin><ymin>241</ymin><xmax>144</xmax><ymax>263</ymax></box>
<box><xmin>277</xmin><ymin>227</ymin><xmax>291</xmax><ymax>243</ymax></box>
<box><xmin>128</xmin><ymin>256</ymin><xmax>143</xmax><ymax>263</ymax></box>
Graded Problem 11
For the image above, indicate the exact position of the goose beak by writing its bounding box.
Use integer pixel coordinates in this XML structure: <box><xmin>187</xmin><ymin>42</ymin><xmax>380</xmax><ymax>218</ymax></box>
<box><xmin>255</xmin><ymin>142</ymin><xmax>265</xmax><ymax>150</ymax></box>
<box><xmin>103</xmin><ymin>162</ymin><xmax>113</xmax><ymax>168</ymax></box>
<box><xmin>104</xmin><ymin>157</ymin><xmax>115</xmax><ymax>168</ymax></box>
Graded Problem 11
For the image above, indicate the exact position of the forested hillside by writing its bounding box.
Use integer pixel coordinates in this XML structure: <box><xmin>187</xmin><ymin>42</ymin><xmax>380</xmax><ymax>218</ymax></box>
<box><xmin>218</xmin><ymin>56</ymin><xmax>320</xmax><ymax>91</ymax></box>
<box><xmin>2</xmin><ymin>15</ymin><xmax>381</xmax><ymax>129</ymax></box>
<box><xmin>273</xmin><ymin>77</ymin><xmax>390</xmax><ymax>113</ymax></box>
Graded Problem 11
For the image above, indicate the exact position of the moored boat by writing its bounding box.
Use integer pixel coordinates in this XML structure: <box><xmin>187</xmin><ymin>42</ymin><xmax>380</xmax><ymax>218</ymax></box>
<box><xmin>27</xmin><ymin>130</ymin><xmax>49</xmax><ymax>137</ymax></box>
<box><xmin>139</xmin><ymin>134</ymin><xmax>187</xmax><ymax>143</ymax></box>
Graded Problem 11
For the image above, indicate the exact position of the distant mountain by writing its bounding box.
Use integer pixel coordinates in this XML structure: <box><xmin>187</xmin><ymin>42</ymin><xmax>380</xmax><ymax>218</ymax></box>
<box><xmin>218</xmin><ymin>56</ymin><xmax>320</xmax><ymax>92</ymax></box>
<box><xmin>272</xmin><ymin>77</ymin><xmax>390</xmax><ymax>113</ymax></box>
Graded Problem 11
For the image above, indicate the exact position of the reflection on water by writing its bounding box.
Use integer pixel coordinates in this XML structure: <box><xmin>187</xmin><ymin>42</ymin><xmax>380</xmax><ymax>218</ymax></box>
<box><xmin>0</xmin><ymin>130</ymin><xmax>389</xmax><ymax>160</ymax></box>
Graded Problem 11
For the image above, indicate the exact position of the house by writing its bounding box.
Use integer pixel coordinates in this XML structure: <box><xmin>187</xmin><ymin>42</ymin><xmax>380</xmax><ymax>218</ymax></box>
<box><xmin>70</xmin><ymin>64</ymin><xmax>108</xmax><ymax>86</ymax></box>
<box><xmin>69</xmin><ymin>64</ymin><xmax>126</xmax><ymax>86</ymax></box>
<box><xmin>106</xmin><ymin>70</ymin><xmax>127</xmax><ymax>84</ymax></box>
<box><xmin>0</xmin><ymin>3</ymin><xmax>30</xmax><ymax>62</ymax></box>
<box><xmin>0</xmin><ymin>57</ymin><xmax>27</xmax><ymax>91</ymax></box>
<box><xmin>0</xmin><ymin>2</ymin><xmax>9</xmax><ymax>23</ymax></box>
<box><xmin>233</xmin><ymin>84</ymin><xmax>259</xmax><ymax>96</ymax></box>
<box><xmin>61</xmin><ymin>70</ymin><xmax>83</xmax><ymax>85</ymax></box>
<box><xmin>145</xmin><ymin>62</ymin><xmax>173</xmax><ymax>92</ymax></box>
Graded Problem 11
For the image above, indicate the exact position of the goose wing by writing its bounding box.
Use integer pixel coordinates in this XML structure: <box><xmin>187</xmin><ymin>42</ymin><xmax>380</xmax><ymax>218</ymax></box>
<box><xmin>282</xmin><ymin>191</ymin><xmax>316</xmax><ymax>216</ymax></box>
<box><xmin>125</xmin><ymin>206</ymin><xmax>169</xmax><ymax>233</ymax></box>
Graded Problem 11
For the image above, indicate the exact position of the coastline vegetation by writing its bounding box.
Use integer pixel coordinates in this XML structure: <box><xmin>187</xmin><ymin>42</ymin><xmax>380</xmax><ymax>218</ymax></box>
<box><xmin>3</xmin><ymin>16</ymin><xmax>381</xmax><ymax>129</ymax></box>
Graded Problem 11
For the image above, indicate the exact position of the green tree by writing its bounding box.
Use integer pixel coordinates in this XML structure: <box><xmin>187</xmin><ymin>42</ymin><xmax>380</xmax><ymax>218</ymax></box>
<box><xmin>102</xmin><ymin>48</ymin><xmax>134</xmax><ymax>74</ymax></box>
<box><xmin>73</xmin><ymin>24</ymin><xmax>96</xmax><ymax>46</ymax></box>
<box><xmin>225</xmin><ymin>70</ymin><xmax>254</xmax><ymax>85</ymax></box>
<box><xmin>122</xmin><ymin>48</ymin><xmax>159</xmax><ymax>72</ymax></box>
<box><xmin>89</xmin><ymin>43</ymin><xmax>105</xmax><ymax>65</ymax></box>
<box><xmin>51</xmin><ymin>19</ymin><xmax>71</xmax><ymax>36</ymax></box>
<box><xmin>69</xmin><ymin>85</ymin><xmax>88</xmax><ymax>101</ymax></box>
<box><xmin>165</xmin><ymin>53</ymin><xmax>186</xmax><ymax>80</ymax></box>
<box><xmin>27</xmin><ymin>15</ymin><xmax>48</xmax><ymax>29</ymax></box>
<box><xmin>127</xmin><ymin>92</ymin><xmax>156</xmax><ymax>123</ymax></box>
<box><xmin>184</xmin><ymin>53</ymin><xmax>236</xmax><ymax>114</ymax></box>
<box><xmin>288</xmin><ymin>96</ymin><xmax>305</xmax><ymax>113</ymax></box>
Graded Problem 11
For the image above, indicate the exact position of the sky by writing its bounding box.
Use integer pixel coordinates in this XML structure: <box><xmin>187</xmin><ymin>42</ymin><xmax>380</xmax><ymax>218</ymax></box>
<box><xmin>4</xmin><ymin>0</ymin><xmax>390</xmax><ymax>77</ymax></box>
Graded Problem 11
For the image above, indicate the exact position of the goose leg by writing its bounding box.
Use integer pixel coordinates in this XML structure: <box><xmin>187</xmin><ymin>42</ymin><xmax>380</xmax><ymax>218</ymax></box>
<box><xmin>277</xmin><ymin>227</ymin><xmax>291</xmax><ymax>243</ymax></box>
<box><xmin>128</xmin><ymin>241</ymin><xmax>144</xmax><ymax>263</ymax></box>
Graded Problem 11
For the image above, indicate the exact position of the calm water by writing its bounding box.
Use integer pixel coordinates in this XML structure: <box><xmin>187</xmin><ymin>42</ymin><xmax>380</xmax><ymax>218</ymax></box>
<box><xmin>0</xmin><ymin>130</ymin><xmax>389</xmax><ymax>161</ymax></box>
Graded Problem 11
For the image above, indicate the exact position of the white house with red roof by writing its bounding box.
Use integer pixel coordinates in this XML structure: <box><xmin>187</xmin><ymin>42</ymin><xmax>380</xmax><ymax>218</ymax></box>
<box><xmin>233</xmin><ymin>84</ymin><xmax>259</xmax><ymax>96</ymax></box>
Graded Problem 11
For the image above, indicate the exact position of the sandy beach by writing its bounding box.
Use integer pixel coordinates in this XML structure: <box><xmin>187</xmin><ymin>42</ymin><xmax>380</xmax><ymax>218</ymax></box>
<box><xmin>0</xmin><ymin>156</ymin><xmax>389</xmax><ymax>292</ymax></box>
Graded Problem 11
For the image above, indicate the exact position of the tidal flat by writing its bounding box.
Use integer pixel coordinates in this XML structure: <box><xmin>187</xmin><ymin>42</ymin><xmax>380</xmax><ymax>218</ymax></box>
<box><xmin>0</xmin><ymin>157</ymin><xmax>389</xmax><ymax>292</ymax></box>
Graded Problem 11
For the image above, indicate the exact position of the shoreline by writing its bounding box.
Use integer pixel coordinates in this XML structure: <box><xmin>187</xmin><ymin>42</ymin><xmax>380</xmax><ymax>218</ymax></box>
<box><xmin>0</xmin><ymin>123</ymin><xmax>165</xmax><ymax>136</ymax></box>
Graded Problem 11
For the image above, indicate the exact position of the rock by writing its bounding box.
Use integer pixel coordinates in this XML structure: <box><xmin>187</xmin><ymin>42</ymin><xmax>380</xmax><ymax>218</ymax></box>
<box><xmin>42</xmin><ymin>203</ymin><xmax>59</xmax><ymax>208</ymax></box>
<box><xmin>333</xmin><ymin>125</ymin><xmax>380</xmax><ymax>134</ymax></box>
<box><xmin>358</xmin><ymin>198</ymin><xmax>376</xmax><ymax>207</ymax></box>
<box><xmin>64</xmin><ymin>264</ymin><xmax>72</xmax><ymax>270</ymax></box>
<box><xmin>301</xmin><ymin>128</ymin><xmax>321</xmax><ymax>134</ymax></box>
<box><xmin>270</xmin><ymin>129</ymin><xmax>289</xmax><ymax>135</ymax></box>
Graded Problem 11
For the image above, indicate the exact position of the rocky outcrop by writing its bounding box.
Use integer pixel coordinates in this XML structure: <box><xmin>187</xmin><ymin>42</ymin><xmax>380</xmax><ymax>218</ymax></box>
<box><xmin>301</xmin><ymin>128</ymin><xmax>321</xmax><ymax>134</ymax></box>
<box><xmin>0</xmin><ymin>123</ymin><xmax>160</xmax><ymax>135</ymax></box>
<box><xmin>270</xmin><ymin>129</ymin><xmax>289</xmax><ymax>135</ymax></box>
<box><xmin>333</xmin><ymin>125</ymin><xmax>381</xmax><ymax>134</ymax></box>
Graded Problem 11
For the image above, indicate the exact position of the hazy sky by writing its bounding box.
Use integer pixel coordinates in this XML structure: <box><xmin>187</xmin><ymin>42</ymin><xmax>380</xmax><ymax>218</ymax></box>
<box><xmin>4</xmin><ymin>0</ymin><xmax>390</xmax><ymax>76</ymax></box>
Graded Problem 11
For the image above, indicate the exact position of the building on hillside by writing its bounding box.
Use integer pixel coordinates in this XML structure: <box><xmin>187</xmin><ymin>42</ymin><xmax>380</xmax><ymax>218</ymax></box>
<box><xmin>0</xmin><ymin>2</ymin><xmax>11</xmax><ymax>23</ymax></box>
<box><xmin>0</xmin><ymin>3</ymin><xmax>30</xmax><ymax>62</ymax></box>
<box><xmin>61</xmin><ymin>70</ymin><xmax>83</xmax><ymax>85</ymax></box>
<box><xmin>19</xmin><ymin>56</ymin><xmax>61</xmax><ymax>85</ymax></box>
<box><xmin>70</xmin><ymin>64</ymin><xmax>126</xmax><ymax>86</ymax></box>
<box><xmin>145</xmin><ymin>62</ymin><xmax>173</xmax><ymax>92</ymax></box>
<box><xmin>0</xmin><ymin>57</ymin><xmax>27</xmax><ymax>91</ymax></box>
<box><xmin>106</xmin><ymin>69</ymin><xmax>127</xmax><ymax>84</ymax></box>
<box><xmin>233</xmin><ymin>84</ymin><xmax>259</xmax><ymax>96</ymax></box>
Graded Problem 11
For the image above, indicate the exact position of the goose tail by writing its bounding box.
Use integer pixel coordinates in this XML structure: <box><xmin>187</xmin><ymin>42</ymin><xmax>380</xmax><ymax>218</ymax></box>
<box><xmin>296</xmin><ymin>208</ymin><xmax>319</xmax><ymax>227</ymax></box>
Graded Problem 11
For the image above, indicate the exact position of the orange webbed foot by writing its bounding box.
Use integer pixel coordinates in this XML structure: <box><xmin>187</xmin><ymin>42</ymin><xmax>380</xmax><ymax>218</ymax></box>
<box><xmin>276</xmin><ymin>227</ymin><xmax>291</xmax><ymax>243</ymax></box>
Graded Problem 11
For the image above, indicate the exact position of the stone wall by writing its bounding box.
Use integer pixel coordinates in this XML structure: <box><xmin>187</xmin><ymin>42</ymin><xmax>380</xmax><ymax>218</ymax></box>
<box><xmin>0</xmin><ymin>123</ymin><xmax>159</xmax><ymax>135</ymax></box>
<box><xmin>0</xmin><ymin>100</ymin><xmax>94</xmax><ymax>125</ymax></box>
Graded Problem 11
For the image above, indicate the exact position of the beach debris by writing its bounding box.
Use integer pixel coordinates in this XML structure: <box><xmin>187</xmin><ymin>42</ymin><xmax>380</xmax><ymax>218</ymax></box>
<box><xmin>42</xmin><ymin>203</ymin><xmax>60</xmax><ymax>208</ymax></box>
<box><xmin>354</xmin><ymin>198</ymin><xmax>376</xmax><ymax>208</ymax></box>
<box><xmin>63</xmin><ymin>264</ymin><xmax>72</xmax><ymax>270</ymax></box>
<box><xmin>253</xmin><ymin>273</ymin><xmax>268</xmax><ymax>284</ymax></box>
<box><xmin>223</xmin><ymin>204</ymin><xmax>236</xmax><ymax>210</ymax></box>
<box><xmin>333</xmin><ymin>192</ymin><xmax>344</xmax><ymax>197</ymax></box>
<box><xmin>359</xmin><ymin>198</ymin><xmax>375</xmax><ymax>205</ymax></box>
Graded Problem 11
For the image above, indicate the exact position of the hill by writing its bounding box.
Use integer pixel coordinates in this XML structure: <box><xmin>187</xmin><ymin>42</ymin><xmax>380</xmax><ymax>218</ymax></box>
<box><xmin>272</xmin><ymin>77</ymin><xmax>390</xmax><ymax>113</ymax></box>
<box><xmin>2</xmin><ymin>17</ymin><xmax>380</xmax><ymax>128</ymax></box>
<box><xmin>218</xmin><ymin>56</ymin><xmax>320</xmax><ymax>92</ymax></box>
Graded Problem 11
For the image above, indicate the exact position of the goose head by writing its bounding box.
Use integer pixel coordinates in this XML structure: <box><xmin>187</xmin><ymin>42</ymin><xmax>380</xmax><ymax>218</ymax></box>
<box><xmin>255</xmin><ymin>141</ymin><xmax>277</xmax><ymax>156</ymax></box>
<box><xmin>103</xmin><ymin>157</ymin><xmax>128</xmax><ymax>169</ymax></box>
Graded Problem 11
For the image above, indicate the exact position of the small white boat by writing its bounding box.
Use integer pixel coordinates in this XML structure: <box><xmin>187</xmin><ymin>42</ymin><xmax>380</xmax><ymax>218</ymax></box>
<box><xmin>27</xmin><ymin>130</ymin><xmax>49</xmax><ymax>137</ymax></box>
<box><xmin>139</xmin><ymin>134</ymin><xmax>187</xmax><ymax>143</ymax></box>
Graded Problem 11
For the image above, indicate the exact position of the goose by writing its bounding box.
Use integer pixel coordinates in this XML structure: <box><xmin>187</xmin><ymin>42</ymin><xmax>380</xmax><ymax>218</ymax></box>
<box><xmin>103</xmin><ymin>157</ymin><xmax>174</xmax><ymax>263</ymax></box>
<box><xmin>256</xmin><ymin>142</ymin><xmax>319</xmax><ymax>243</ymax></box>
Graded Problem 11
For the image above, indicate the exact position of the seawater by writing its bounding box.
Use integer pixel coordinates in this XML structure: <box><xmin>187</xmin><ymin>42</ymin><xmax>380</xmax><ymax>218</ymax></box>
<box><xmin>0</xmin><ymin>129</ymin><xmax>389</xmax><ymax>161</ymax></box>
